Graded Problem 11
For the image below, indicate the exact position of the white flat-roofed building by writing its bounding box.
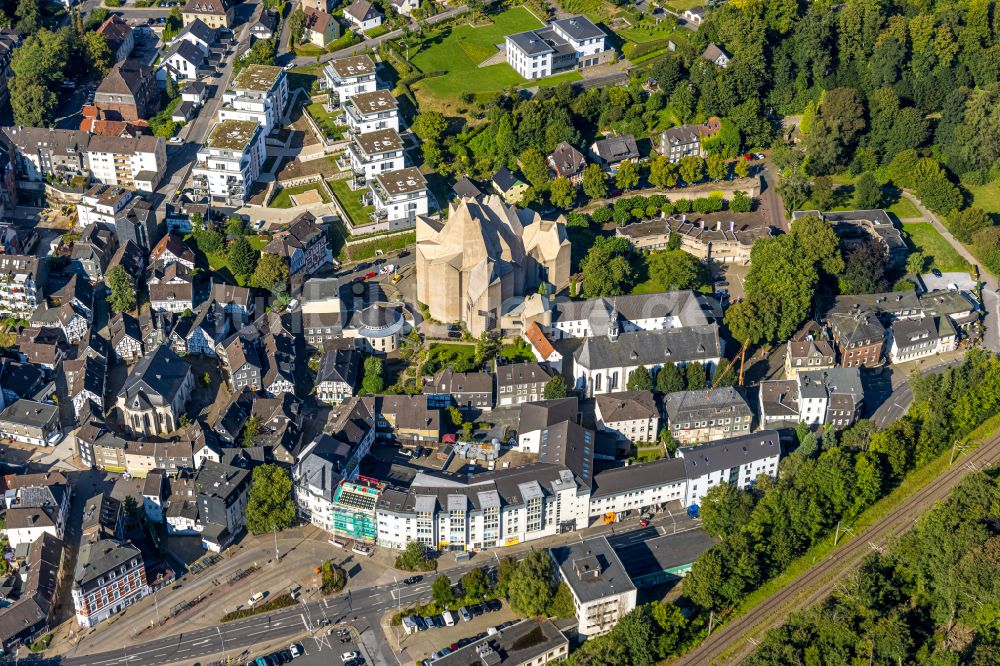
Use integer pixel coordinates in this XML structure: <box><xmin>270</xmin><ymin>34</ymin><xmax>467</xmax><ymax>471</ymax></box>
<box><xmin>0</xmin><ymin>254</ymin><xmax>47</xmax><ymax>318</ymax></box>
<box><xmin>218</xmin><ymin>64</ymin><xmax>288</xmax><ymax>134</ymax></box>
<box><xmin>678</xmin><ymin>430</ymin><xmax>781</xmax><ymax>506</ymax></box>
<box><xmin>369</xmin><ymin>167</ymin><xmax>428</xmax><ymax>231</ymax></box>
<box><xmin>506</xmin><ymin>15</ymin><xmax>609</xmax><ymax>80</ymax></box>
<box><xmin>324</xmin><ymin>54</ymin><xmax>378</xmax><ymax>106</ymax></box>
<box><xmin>191</xmin><ymin>120</ymin><xmax>264</xmax><ymax>205</ymax></box>
<box><xmin>345</xmin><ymin>89</ymin><xmax>399</xmax><ymax>134</ymax></box>
<box><xmin>349</xmin><ymin>128</ymin><xmax>404</xmax><ymax>181</ymax></box>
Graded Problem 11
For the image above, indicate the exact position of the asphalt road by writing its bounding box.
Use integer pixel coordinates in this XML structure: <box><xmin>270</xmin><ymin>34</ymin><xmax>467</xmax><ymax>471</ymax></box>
<box><xmin>869</xmin><ymin>358</ymin><xmax>964</xmax><ymax>428</ymax></box>
<box><xmin>674</xmin><ymin>422</ymin><xmax>1000</xmax><ymax>665</ymax></box>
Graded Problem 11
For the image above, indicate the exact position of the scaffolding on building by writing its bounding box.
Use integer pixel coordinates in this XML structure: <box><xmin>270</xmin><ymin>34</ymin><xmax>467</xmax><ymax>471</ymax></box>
<box><xmin>330</xmin><ymin>478</ymin><xmax>382</xmax><ymax>543</ymax></box>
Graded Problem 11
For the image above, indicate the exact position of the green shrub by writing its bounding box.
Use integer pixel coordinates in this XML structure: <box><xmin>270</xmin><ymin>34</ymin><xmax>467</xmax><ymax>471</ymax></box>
<box><xmin>220</xmin><ymin>593</ymin><xmax>296</xmax><ymax>622</ymax></box>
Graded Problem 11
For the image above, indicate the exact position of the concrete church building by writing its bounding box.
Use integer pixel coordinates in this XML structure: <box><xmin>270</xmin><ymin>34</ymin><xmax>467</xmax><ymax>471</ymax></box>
<box><xmin>415</xmin><ymin>195</ymin><xmax>570</xmax><ymax>336</ymax></box>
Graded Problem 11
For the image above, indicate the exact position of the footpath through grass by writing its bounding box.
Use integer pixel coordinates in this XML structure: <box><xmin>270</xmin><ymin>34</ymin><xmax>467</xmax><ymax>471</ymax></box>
<box><xmin>712</xmin><ymin>412</ymin><xmax>1000</xmax><ymax>662</ymax></box>
<box><xmin>902</xmin><ymin>222</ymin><xmax>973</xmax><ymax>274</ymax></box>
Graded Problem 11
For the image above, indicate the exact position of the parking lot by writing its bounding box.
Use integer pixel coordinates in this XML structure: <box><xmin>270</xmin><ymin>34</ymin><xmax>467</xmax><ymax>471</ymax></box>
<box><xmin>385</xmin><ymin>599</ymin><xmax>519</xmax><ymax>664</ymax></box>
<box><xmin>236</xmin><ymin>623</ymin><xmax>369</xmax><ymax>666</ymax></box>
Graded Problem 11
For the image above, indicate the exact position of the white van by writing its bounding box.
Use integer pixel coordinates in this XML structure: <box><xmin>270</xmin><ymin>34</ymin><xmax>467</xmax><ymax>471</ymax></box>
<box><xmin>442</xmin><ymin>611</ymin><xmax>457</xmax><ymax>627</ymax></box>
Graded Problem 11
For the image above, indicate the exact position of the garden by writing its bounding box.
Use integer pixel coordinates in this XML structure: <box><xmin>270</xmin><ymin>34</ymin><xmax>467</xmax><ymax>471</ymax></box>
<box><xmin>305</xmin><ymin>102</ymin><xmax>346</xmax><ymax>142</ymax></box>
<box><xmin>902</xmin><ymin>222</ymin><xmax>973</xmax><ymax>275</ymax></box>
<box><xmin>268</xmin><ymin>181</ymin><xmax>331</xmax><ymax>209</ymax></box>
<box><xmin>328</xmin><ymin>178</ymin><xmax>375</xmax><ymax>228</ymax></box>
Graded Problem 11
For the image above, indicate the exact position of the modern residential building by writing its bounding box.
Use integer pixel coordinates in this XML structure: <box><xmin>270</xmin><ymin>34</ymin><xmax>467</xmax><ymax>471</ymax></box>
<box><xmin>174</xmin><ymin>18</ymin><xmax>215</xmax><ymax>55</ymax></box>
<box><xmin>594</xmin><ymin>391</ymin><xmax>659</xmax><ymax>442</ymax></box>
<box><xmin>425</xmin><ymin>369</ymin><xmax>494</xmax><ymax>412</ymax></box>
<box><xmin>345</xmin><ymin>89</ymin><xmax>399</xmax><ymax>134</ymax></box>
<box><xmin>344</xmin><ymin>0</ymin><xmax>384</xmax><ymax>32</ymax></box>
<box><xmin>496</xmin><ymin>362</ymin><xmax>553</xmax><ymax>407</ymax></box>
<box><xmin>218</xmin><ymin>65</ymin><xmax>289</xmax><ymax>134</ymax></box>
<box><xmin>93</xmin><ymin>60</ymin><xmax>160</xmax><ymax>123</ymax></box>
<box><xmin>888</xmin><ymin>316</ymin><xmax>958</xmax><ymax>363</ymax></box>
<box><xmin>194</xmin><ymin>461</ymin><xmax>251</xmax><ymax>551</ymax></box>
<box><xmin>573</xmin><ymin>325</ymin><xmax>722</xmax><ymax>397</ymax></box>
<box><xmin>549</xmin><ymin>536</ymin><xmax>636</xmax><ymax>639</ymax></box>
<box><xmin>683</xmin><ymin>7</ymin><xmax>705</xmax><ymax>24</ymax></box>
<box><xmin>160</xmin><ymin>40</ymin><xmax>204</xmax><ymax>82</ymax></box>
<box><xmin>250</xmin><ymin>9</ymin><xmax>279</xmax><ymax>40</ymax></box>
<box><xmin>324</xmin><ymin>55</ymin><xmax>378</xmax><ymax>106</ymax></box>
<box><xmin>506</xmin><ymin>15</ymin><xmax>610</xmax><ymax>80</ymax></box>
<box><xmin>316</xmin><ymin>346</ymin><xmax>361</xmax><ymax>406</ymax></box>
<box><xmin>117</xmin><ymin>345</ymin><xmax>194</xmax><ymax>437</ymax></box>
<box><xmin>416</xmin><ymin>195</ymin><xmax>571</xmax><ymax>335</ymax></box>
<box><xmin>84</xmin><ymin>134</ymin><xmax>166</xmax><ymax>191</ymax></box>
<box><xmin>588</xmin><ymin>135</ymin><xmax>639</xmax><ymax>172</ymax></box>
<box><xmin>665</xmin><ymin>387</ymin><xmax>752</xmax><ymax>445</ymax></box>
<box><xmin>191</xmin><ymin>119</ymin><xmax>265</xmax><ymax>205</ymax></box>
<box><xmin>516</xmin><ymin>397</ymin><xmax>579</xmax><ymax>453</ymax></box>
<box><xmin>785</xmin><ymin>321</ymin><xmax>836</xmax><ymax>378</ymax></box>
<box><xmin>547</xmin><ymin>141</ymin><xmax>587</xmax><ymax>185</ymax></box>
<box><xmin>181</xmin><ymin>0</ymin><xmax>234</xmax><ymax>29</ymax></box>
<box><xmin>0</xmin><ymin>399</ymin><xmax>61</xmax><ymax>446</ymax></box>
<box><xmin>71</xmin><ymin>539</ymin><xmax>149</xmax><ymax>628</ymax></box>
<box><xmin>759</xmin><ymin>368</ymin><xmax>864</xmax><ymax>428</ymax></box>
<box><xmin>387</xmin><ymin>0</ymin><xmax>419</xmax><ymax>15</ymax></box>
<box><xmin>369</xmin><ymin>167</ymin><xmax>429</xmax><ymax>231</ymax></box>
<box><xmin>348</xmin><ymin>128</ymin><xmax>405</xmax><ymax>181</ymax></box>
<box><xmin>678</xmin><ymin>430</ymin><xmax>781</xmax><ymax>505</ymax></box>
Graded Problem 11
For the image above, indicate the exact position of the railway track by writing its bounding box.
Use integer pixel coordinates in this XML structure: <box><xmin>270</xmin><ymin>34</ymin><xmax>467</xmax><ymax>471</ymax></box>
<box><xmin>676</xmin><ymin>430</ymin><xmax>1000</xmax><ymax>665</ymax></box>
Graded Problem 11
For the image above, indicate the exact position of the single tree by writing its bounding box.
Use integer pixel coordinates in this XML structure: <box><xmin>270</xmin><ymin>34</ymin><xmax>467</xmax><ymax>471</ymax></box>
<box><xmin>288</xmin><ymin>6</ymin><xmax>306</xmax><ymax>44</ymax></box>
<box><xmin>649</xmin><ymin>156</ymin><xmax>680</xmax><ymax>189</ymax></box>
<box><xmin>648</xmin><ymin>249</ymin><xmax>704</xmax><ymax>290</ymax></box>
<box><xmin>699</xmin><ymin>484</ymin><xmax>755</xmax><ymax>538</ymax></box>
<box><xmin>432</xmin><ymin>574</ymin><xmax>454</xmax><ymax>607</ymax></box>
<box><xmin>245</xmin><ymin>464</ymin><xmax>296</xmax><ymax>534</ymax></box>
<box><xmin>627</xmin><ymin>365</ymin><xmax>653</xmax><ymax>391</ymax></box>
<box><xmin>252</xmin><ymin>253</ymin><xmax>290</xmax><ymax>293</ymax></box>
<box><xmin>505</xmin><ymin>550</ymin><xmax>554</xmax><ymax>617</ymax></box>
<box><xmin>678</xmin><ymin>156</ymin><xmax>705</xmax><ymax>184</ymax></box>
<box><xmin>228</xmin><ymin>235</ymin><xmax>258</xmax><ymax>278</ymax></box>
<box><xmin>106</xmin><ymin>265</ymin><xmax>136</xmax><ymax>313</ymax></box>
<box><xmin>461</xmin><ymin>568</ymin><xmax>490</xmax><ymax>602</ymax></box>
<box><xmin>549</xmin><ymin>177</ymin><xmax>575</xmax><ymax>208</ymax></box>
<box><xmin>82</xmin><ymin>32</ymin><xmax>113</xmax><ymax>77</ymax></box>
<box><xmin>853</xmin><ymin>171</ymin><xmax>882</xmax><ymax>209</ymax></box>
<box><xmin>685</xmin><ymin>362</ymin><xmax>707</xmax><ymax>390</ymax></box>
<box><xmin>733</xmin><ymin>157</ymin><xmax>750</xmax><ymax>178</ymax></box>
<box><xmin>656</xmin><ymin>362</ymin><xmax>685</xmax><ymax>394</ymax></box>
<box><xmin>906</xmin><ymin>251</ymin><xmax>926</xmax><ymax>276</ymax></box>
<box><xmin>519</xmin><ymin>148</ymin><xmax>550</xmax><ymax>190</ymax></box>
<box><xmin>543</xmin><ymin>375</ymin><xmax>568</xmax><ymax>399</ymax></box>
<box><xmin>361</xmin><ymin>355</ymin><xmax>384</xmax><ymax>395</ymax></box>
<box><xmin>811</xmin><ymin>176</ymin><xmax>835</xmax><ymax>209</ymax></box>
<box><xmin>547</xmin><ymin>582</ymin><xmax>575</xmax><ymax>618</ymax></box>
<box><xmin>474</xmin><ymin>331</ymin><xmax>501</xmax><ymax>366</ymax></box>
<box><xmin>582</xmin><ymin>163</ymin><xmax>609</xmax><ymax>200</ymax></box>
<box><xmin>615</xmin><ymin>160</ymin><xmax>640</xmax><ymax>191</ymax></box>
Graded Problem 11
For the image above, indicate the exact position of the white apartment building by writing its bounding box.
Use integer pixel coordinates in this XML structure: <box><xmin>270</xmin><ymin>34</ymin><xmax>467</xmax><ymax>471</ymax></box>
<box><xmin>552</xmin><ymin>290</ymin><xmax>711</xmax><ymax>340</ymax></box>
<box><xmin>549</xmin><ymin>536</ymin><xmax>637</xmax><ymax>639</ymax></box>
<box><xmin>191</xmin><ymin>120</ymin><xmax>265</xmax><ymax>205</ymax></box>
<box><xmin>0</xmin><ymin>254</ymin><xmax>46</xmax><ymax>318</ymax></box>
<box><xmin>678</xmin><ymin>430</ymin><xmax>781</xmax><ymax>506</ymax></box>
<box><xmin>594</xmin><ymin>390</ymin><xmax>660</xmax><ymax>443</ymax></box>
<box><xmin>324</xmin><ymin>54</ymin><xmax>378</xmax><ymax>106</ymax></box>
<box><xmin>345</xmin><ymin>89</ymin><xmax>399</xmax><ymax>134</ymax></box>
<box><xmin>369</xmin><ymin>167</ymin><xmax>428</xmax><ymax>231</ymax></box>
<box><xmin>85</xmin><ymin>135</ymin><xmax>166</xmax><ymax>191</ymax></box>
<box><xmin>218</xmin><ymin>64</ymin><xmax>288</xmax><ymax>134</ymax></box>
<box><xmin>349</xmin><ymin>129</ymin><xmax>404</xmax><ymax>181</ymax></box>
<box><xmin>587</xmin><ymin>458</ymin><xmax>686</xmax><ymax>520</ymax></box>
<box><xmin>78</xmin><ymin>185</ymin><xmax>132</xmax><ymax>228</ymax></box>
<box><xmin>506</xmin><ymin>15</ymin><xmax>608</xmax><ymax>80</ymax></box>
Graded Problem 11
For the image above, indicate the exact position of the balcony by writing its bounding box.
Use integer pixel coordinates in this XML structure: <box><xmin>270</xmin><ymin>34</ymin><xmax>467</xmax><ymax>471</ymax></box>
<box><xmin>370</xmin><ymin>208</ymin><xmax>387</xmax><ymax>222</ymax></box>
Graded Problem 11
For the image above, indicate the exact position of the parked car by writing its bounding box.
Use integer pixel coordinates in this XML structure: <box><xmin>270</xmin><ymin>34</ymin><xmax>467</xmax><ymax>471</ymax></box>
<box><xmin>364</xmin><ymin>271</ymin><xmax>377</xmax><ymax>279</ymax></box>
<box><xmin>469</xmin><ymin>603</ymin><xmax>484</xmax><ymax>616</ymax></box>
<box><xmin>289</xmin><ymin>644</ymin><xmax>302</xmax><ymax>658</ymax></box>
<box><xmin>932</xmin><ymin>268</ymin><xmax>943</xmax><ymax>277</ymax></box>
<box><xmin>398</xmin><ymin>250</ymin><xmax>410</xmax><ymax>258</ymax></box>
<box><xmin>341</xmin><ymin>652</ymin><xmax>359</xmax><ymax>662</ymax></box>
<box><xmin>423</xmin><ymin>615</ymin><xmax>436</xmax><ymax>628</ymax></box>
<box><xmin>403</xmin><ymin>575</ymin><xmax>423</xmax><ymax>585</ymax></box>
<box><xmin>248</xmin><ymin>592</ymin><xmax>264</xmax><ymax>606</ymax></box>
<box><xmin>459</xmin><ymin>607</ymin><xmax>472</xmax><ymax>622</ymax></box>
<box><xmin>169</xmin><ymin>136</ymin><xmax>183</xmax><ymax>144</ymax></box>
<box><xmin>486</xmin><ymin>599</ymin><xmax>502</xmax><ymax>612</ymax></box>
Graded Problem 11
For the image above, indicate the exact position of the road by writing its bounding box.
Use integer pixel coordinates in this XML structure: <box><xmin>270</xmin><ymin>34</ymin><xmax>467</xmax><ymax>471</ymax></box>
<box><xmin>758</xmin><ymin>165</ymin><xmax>786</xmax><ymax>232</ymax></box>
<box><xmin>674</xmin><ymin>423</ymin><xmax>1000</xmax><ymax>665</ymax></box>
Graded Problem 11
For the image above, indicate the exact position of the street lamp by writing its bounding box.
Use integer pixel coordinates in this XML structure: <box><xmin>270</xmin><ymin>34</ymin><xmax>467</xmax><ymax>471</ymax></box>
<box><xmin>216</xmin><ymin>626</ymin><xmax>227</xmax><ymax>664</ymax></box>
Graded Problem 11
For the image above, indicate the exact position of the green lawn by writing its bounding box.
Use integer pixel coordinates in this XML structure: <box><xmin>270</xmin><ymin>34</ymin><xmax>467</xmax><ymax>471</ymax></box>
<box><xmin>305</xmin><ymin>103</ymin><xmax>345</xmax><ymax>142</ymax></box>
<box><xmin>269</xmin><ymin>182</ymin><xmax>331</xmax><ymax>209</ymax></box>
<box><xmin>886</xmin><ymin>195</ymin><xmax>920</xmax><ymax>219</ymax></box>
<box><xmin>328</xmin><ymin>178</ymin><xmax>374</xmax><ymax>228</ymax></box>
<box><xmin>294</xmin><ymin>43</ymin><xmax>326</xmax><ymax>57</ymax></box>
<box><xmin>902</xmin><ymin>222</ymin><xmax>973</xmax><ymax>274</ymax></box>
<box><xmin>967</xmin><ymin>181</ymin><xmax>1000</xmax><ymax>215</ymax></box>
<box><xmin>561</xmin><ymin>0</ymin><xmax>623</xmax><ymax>23</ymax></box>
<box><xmin>424</xmin><ymin>343</ymin><xmax>477</xmax><ymax>374</ymax></box>
<box><xmin>410</xmin><ymin>8</ymin><xmax>581</xmax><ymax>110</ymax></box>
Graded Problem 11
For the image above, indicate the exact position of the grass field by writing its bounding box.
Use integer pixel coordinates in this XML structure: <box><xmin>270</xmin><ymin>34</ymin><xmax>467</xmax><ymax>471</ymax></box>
<box><xmin>269</xmin><ymin>182</ymin><xmax>331</xmax><ymax>209</ymax></box>
<box><xmin>328</xmin><ymin>178</ymin><xmax>374</xmax><ymax>228</ymax></box>
<box><xmin>902</xmin><ymin>222</ymin><xmax>973</xmax><ymax>274</ymax></box>
<box><xmin>967</xmin><ymin>181</ymin><xmax>1000</xmax><ymax>215</ymax></box>
<box><xmin>886</xmin><ymin>195</ymin><xmax>920</xmax><ymax>219</ymax></box>
<box><xmin>410</xmin><ymin>8</ymin><xmax>581</xmax><ymax>111</ymax></box>
<box><xmin>561</xmin><ymin>0</ymin><xmax>622</xmax><ymax>23</ymax></box>
<box><xmin>305</xmin><ymin>103</ymin><xmax>345</xmax><ymax>142</ymax></box>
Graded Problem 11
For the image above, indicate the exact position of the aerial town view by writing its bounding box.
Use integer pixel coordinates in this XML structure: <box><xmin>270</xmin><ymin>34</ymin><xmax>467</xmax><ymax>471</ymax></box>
<box><xmin>0</xmin><ymin>0</ymin><xmax>999</xmax><ymax>664</ymax></box>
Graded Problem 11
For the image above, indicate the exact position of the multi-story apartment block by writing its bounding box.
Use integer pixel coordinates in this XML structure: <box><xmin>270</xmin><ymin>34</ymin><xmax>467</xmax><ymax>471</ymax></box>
<box><xmin>0</xmin><ymin>254</ymin><xmax>47</xmax><ymax>318</ymax></box>
<box><xmin>828</xmin><ymin>310</ymin><xmax>886</xmax><ymax>368</ymax></box>
<box><xmin>84</xmin><ymin>135</ymin><xmax>166</xmax><ymax>191</ymax></box>
<box><xmin>345</xmin><ymin>89</ymin><xmax>399</xmax><ymax>134</ymax></box>
<box><xmin>191</xmin><ymin>120</ymin><xmax>265</xmax><ymax>205</ymax></box>
<box><xmin>425</xmin><ymin>369</ymin><xmax>493</xmax><ymax>412</ymax></box>
<box><xmin>506</xmin><ymin>15</ymin><xmax>609</xmax><ymax>80</ymax></box>
<box><xmin>218</xmin><ymin>65</ymin><xmax>288</xmax><ymax>134</ymax></box>
<box><xmin>194</xmin><ymin>461</ymin><xmax>251</xmax><ymax>551</ymax></box>
<box><xmin>324</xmin><ymin>55</ymin><xmax>378</xmax><ymax>106</ymax></box>
<box><xmin>678</xmin><ymin>430</ymin><xmax>781</xmax><ymax>505</ymax></box>
<box><xmin>349</xmin><ymin>128</ymin><xmax>404</xmax><ymax>181</ymax></box>
<box><xmin>549</xmin><ymin>536</ymin><xmax>636</xmax><ymax>639</ymax></box>
<box><xmin>594</xmin><ymin>390</ymin><xmax>659</xmax><ymax>442</ymax></box>
<box><xmin>181</xmin><ymin>0</ymin><xmax>234</xmax><ymax>29</ymax></box>
<box><xmin>888</xmin><ymin>315</ymin><xmax>958</xmax><ymax>363</ymax></box>
<box><xmin>369</xmin><ymin>167</ymin><xmax>428</xmax><ymax>230</ymax></box>
<box><xmin>665</xmin><ymin>387</ymin><xmax>752</xmax><ymax>445</ymax></box>
<box><xmin>71</xmin><ymin>539</ymin><xmax>149</xmax><ymax>628</ymax></box>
